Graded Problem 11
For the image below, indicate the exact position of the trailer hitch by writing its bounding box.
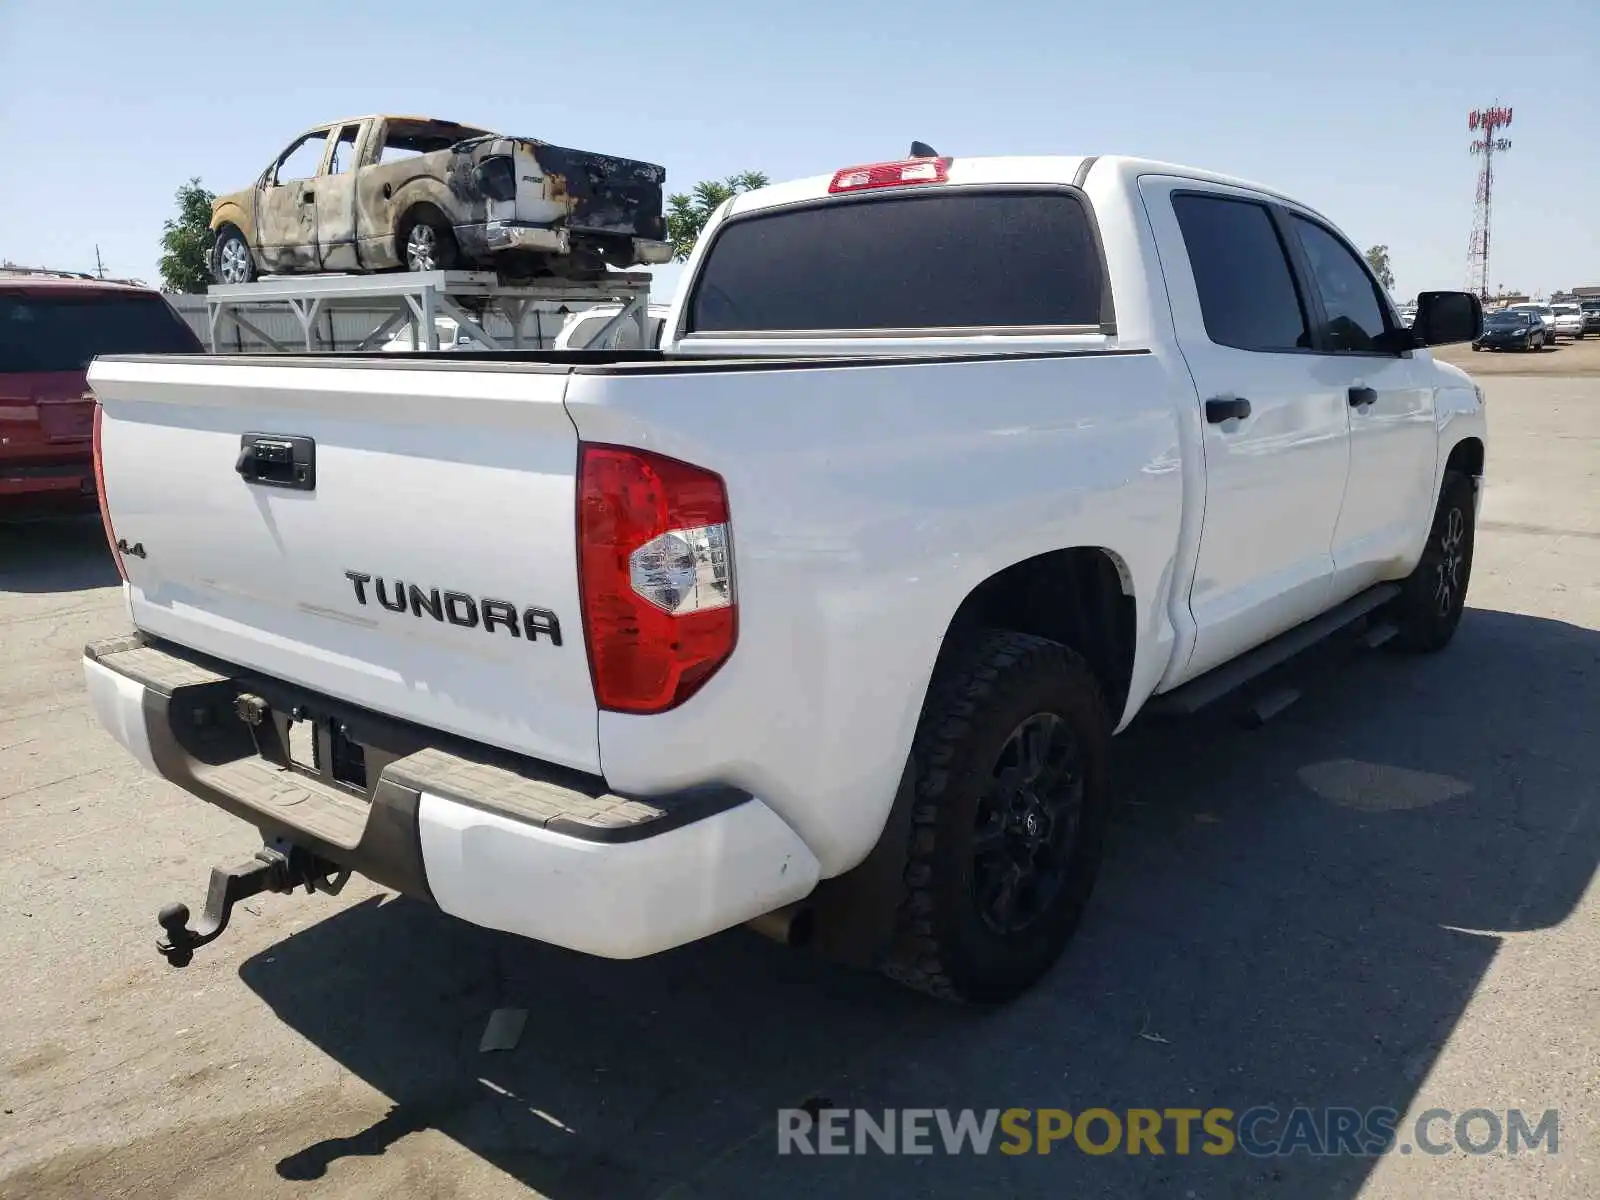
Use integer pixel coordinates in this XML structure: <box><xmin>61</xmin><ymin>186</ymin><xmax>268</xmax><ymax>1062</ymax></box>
<box><xmin>156</xmin><ymin>843</ymin><xmax>351</xmax><ymax>968</ymax></box>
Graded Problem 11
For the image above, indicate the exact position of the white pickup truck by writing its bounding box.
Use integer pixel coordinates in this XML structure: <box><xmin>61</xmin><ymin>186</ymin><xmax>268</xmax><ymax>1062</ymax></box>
<box><xmin>83</xmin><ymin>152</ymin><xmax>1486</xmax><ymax>1004</ymax></box>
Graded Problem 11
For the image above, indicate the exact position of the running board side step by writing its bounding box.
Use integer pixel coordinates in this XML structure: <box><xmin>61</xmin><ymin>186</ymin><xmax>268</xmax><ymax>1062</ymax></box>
<box><xmin>1145</xmin><ymin>583</ymin><xmax>1401</xmax><ymax>717</ymax></box>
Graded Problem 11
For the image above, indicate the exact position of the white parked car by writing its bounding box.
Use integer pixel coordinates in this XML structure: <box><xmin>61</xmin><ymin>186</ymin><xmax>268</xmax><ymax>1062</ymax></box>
<box><xmin>379</xmin><ymin>315</ymin><xmax>463</xmax><ymax>352</ymax></box>
<box><xmin>84</xmin><ymin>152</ymin><xmax>1486</xmax><ymax>1003</ymax></box>
<box><xmin>553</xmin><ymin>302</ymin><xmax>670</xmax><ymax>350</ymax></box>
<box><xmin>1548</xmin><ymin>303</ymin><xmax>1585</xmax><ymax>340</ymax></box>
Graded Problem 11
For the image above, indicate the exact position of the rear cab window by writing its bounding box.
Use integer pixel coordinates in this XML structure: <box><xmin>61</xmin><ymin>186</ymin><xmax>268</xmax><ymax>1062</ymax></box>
<box><xmin>686</xmin><ymin>190</ymin><xmax>1108</xmax><ymax>334</ymax></box>
<box><xmin>0</xmin><ymin>292</ymin><xmax>204</xmax><ymax>373</ymax></box>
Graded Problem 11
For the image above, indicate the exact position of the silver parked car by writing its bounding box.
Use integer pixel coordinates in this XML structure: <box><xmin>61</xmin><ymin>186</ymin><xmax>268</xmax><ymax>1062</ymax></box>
<box><xmin>1549</xmin><ymin>303</ymin><xmax>1585</xmax><ymax>340</ymax></box>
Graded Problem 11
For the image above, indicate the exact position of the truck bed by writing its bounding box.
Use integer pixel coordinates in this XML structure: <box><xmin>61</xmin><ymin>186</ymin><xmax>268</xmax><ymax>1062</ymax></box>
<box><xmin>98</xmin><ymin>345</ymin><xmax>1152</xmax><ymax>373</ymax></box>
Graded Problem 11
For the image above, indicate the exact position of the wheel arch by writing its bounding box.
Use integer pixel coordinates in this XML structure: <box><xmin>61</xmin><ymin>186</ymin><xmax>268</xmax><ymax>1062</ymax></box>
<box><xmin>933</xmin><ymin>545</ymin><xmax>1139</xmax><ymax>741</ymax></box>
<box><xmin>808</xmin><ymin>545</ymin><xmax>1136</xmax><ymax>973</ymax></box>
<box><xmin>208</xmin><ymin>203</ymin><xmax>250</xmax><ymax>238</ymax></box>
<box><xmin>1445</xmin><ymin>435</ymin><xmax>1484</xmax><ymax>481</ymax></box>
<box><xmin>392</xmin><ymin>190</ymin><xmax>459</xmax><ymax>258</ymax></box>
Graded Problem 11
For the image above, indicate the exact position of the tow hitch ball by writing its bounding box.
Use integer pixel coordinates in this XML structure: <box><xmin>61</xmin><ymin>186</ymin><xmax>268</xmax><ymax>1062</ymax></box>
<box><xmin>156</xmin><ymin>843</ymin><xmax>350</xmax><ymax>968</ymax></box>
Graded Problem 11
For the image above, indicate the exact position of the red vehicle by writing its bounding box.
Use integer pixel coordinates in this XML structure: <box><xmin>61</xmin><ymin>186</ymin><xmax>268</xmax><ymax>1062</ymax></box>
<box><xmin>1</xmin><ymin>277</ymin><xmax>203</xmax><ymax>520</ymax></box>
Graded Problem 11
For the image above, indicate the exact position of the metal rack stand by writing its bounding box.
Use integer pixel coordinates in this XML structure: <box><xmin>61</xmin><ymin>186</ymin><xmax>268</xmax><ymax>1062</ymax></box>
<box><xmin>205</xmin><ymin>270</ymin><xmax>653</xmax><ymax>353</ymax></box>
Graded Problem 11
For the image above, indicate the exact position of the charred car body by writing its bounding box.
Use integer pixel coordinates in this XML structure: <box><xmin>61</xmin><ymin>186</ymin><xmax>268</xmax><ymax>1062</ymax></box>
<box><xmin>209</xmin><ymin>115</ymin><xmax>670</xmax><ymax>285</ymax></box>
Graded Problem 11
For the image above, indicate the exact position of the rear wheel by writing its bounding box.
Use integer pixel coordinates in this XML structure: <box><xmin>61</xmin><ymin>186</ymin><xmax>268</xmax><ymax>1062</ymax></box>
<box><xmin>880</xmin><ymin>630</ymin><xmax>1114</xmax><ymax>1005</ymax></box>
<box><xmin>400</xmin><ymin>211</ymin><xmax>458</xmax><ymax>272</ymax></box>
<box><xmin>1387</xmin><ymin>469</ymin><xmax>1475</xmax><ymax>654</ymax></box>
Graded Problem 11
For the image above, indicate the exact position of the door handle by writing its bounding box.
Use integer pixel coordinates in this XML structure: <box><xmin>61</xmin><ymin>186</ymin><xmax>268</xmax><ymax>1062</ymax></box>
<box><xmin>1205</xmin><ymin>397</ymin><xmax>1252</xmax><ymax>424</ymax></box>
<box><xmin>1348</xmin><ymin>386</ymin><xmax>1377</xmax><ymax>408</ymax></box>
<box><xmin>236</xmin><ymin>433</ymin><xmax>316</xmax><ymax>490</ymax></box>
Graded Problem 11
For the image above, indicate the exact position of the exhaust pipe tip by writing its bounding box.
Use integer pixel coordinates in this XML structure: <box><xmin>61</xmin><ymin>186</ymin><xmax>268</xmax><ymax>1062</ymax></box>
<box><xmin>745</xmin><ymin>902</ymin><xmax>815</xmax><ymax>948</ymax></box>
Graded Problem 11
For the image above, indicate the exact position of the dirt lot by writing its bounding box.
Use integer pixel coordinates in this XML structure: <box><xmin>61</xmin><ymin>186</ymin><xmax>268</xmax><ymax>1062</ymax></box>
<box><xmin>1435</xmin><ymin>332</ymin><xmax>1600</xmax><ymax>376</ymax></box>
<box><xmin>1</xmin><ymin>375</ymin><xmax>1596</xmax><ymax>1200</ymax></box>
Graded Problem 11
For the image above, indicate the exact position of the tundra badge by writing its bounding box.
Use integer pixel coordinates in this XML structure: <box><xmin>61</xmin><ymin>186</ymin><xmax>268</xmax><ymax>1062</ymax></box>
<box><xmin>343</xmin><ymin>571</ymin><xmax>561</xmax><ymax>645</ymax></box>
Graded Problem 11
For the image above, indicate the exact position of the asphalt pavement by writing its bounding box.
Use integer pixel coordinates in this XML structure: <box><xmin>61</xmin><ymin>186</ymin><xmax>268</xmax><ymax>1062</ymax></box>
<box><xmin>1</xmin><ymin>373</ymin><xmax>1595</xmax><ymax>1200</ymax></box>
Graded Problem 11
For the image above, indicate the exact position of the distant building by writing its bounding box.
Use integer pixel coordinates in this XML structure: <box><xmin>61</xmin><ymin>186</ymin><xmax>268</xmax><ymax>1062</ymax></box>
<box><xmin>0</xmin><ymin>263</ymin><xmax>148</xmax><ymax>286</ymax></box>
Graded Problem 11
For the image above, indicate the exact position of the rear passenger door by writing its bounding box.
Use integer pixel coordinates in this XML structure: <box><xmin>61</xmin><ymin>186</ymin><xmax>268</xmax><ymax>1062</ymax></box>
<box><xmin>314</xmin><ymin>122</ymin><xmax>365</xmax><ymax>272</ymax></box>
<box><xmin>1281</xmin><ymin>212</ymin><xmax>1436</xmax><ymax>598</ymax></box>
<box><xmin>1139</xmin><ymin>178</ymin><xmax>1352</xmax><ymax>683</ymax></box>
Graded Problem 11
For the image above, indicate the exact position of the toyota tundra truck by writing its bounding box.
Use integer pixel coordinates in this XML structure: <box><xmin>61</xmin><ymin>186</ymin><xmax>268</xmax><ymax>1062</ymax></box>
<box><xmin>82</xmin><ymin>152</ymin><xmax>1487</xmax><ymax>1004</ymax></box>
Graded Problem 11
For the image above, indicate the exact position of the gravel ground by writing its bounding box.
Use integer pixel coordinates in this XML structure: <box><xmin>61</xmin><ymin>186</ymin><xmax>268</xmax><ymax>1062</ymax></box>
<box><xmin>1</xmin><ymin>375</ymin><xmax>1595</xmax><ymax>1200</ymax></box>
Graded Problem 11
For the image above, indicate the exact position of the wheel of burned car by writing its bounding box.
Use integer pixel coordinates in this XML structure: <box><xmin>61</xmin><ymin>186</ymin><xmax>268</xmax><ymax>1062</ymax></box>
<box><xmin>1386</xmin><ymin>469</ymin><xmax>1475</xmax><ymax>654</ymax></box>
<box><xmin>213</xmin><ymin>227</ymin><xmax>255</xmax><ymax>286</ymax></box>
<box><xmin>401</xmin><ymin>212</ymin><xmax>458</xmax><ymax>273</ymax></box>
<box><xmin>880</xmin><ymin>630</ymin><xmax>1113</xmax><ymax>1005</ymax></box>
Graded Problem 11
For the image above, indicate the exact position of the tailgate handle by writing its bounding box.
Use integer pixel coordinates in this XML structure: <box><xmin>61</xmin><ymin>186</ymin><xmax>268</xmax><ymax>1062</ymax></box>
<box><xmin>236</xmin><ymin>433</ymin><xmax>315</xmax><ymax>491</ymax></box>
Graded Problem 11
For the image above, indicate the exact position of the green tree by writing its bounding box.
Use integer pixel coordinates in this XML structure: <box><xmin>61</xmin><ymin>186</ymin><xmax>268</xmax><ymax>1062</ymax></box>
<box><xmin>1364</xmin><ymin>244</ymin><xmax>1395</xmax><ymax>293</ymax></box>
<box><xmin>666</xmin><ymin>171</ymin><xmax>770</xmax><ymax>262</ymax></box>
<box><xmin>159</xmin><ymin>178</ymin><xmax>217</xmax><ymax>293</ymax></box>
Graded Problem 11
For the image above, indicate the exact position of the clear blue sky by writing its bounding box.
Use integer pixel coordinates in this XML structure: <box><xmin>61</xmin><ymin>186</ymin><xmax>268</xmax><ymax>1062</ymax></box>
<box><xmin>3</xmin><ymin>0</ymin><xmax>1595</xmax><ymax>302</ymax></box>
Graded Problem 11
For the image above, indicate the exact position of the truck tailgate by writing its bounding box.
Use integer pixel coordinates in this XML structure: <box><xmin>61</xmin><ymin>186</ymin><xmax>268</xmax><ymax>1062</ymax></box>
<box><xmin>88</xmin><ymin>356</ymin><xmax>599</xmax><ymax>774</ymax></box>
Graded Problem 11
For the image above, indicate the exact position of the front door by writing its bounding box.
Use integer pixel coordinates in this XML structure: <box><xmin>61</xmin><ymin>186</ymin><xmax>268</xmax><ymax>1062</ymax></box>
<box><xmin>315</xmin><ymin>123</ymin><xmax>364</xmax><ymax>272</ymax></box>
<box><xmin>1140</xmin><ymin>178</ymin><xmax>1352</xmax><ymax>684</ymax></box>
<box><xmin>1281</xmin><ymin>212</ymin><xmax>1437</xmax><ymax>599</ymax></box>
<box><xmin>257</xmin><ymin>130</ymin><xmax>328</xmax><ymax>274</ymax></box>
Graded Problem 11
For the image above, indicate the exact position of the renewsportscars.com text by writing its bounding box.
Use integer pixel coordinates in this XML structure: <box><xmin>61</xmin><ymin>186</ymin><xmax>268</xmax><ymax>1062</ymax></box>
<box><xmin>777</xmin><ymin>1106</ymin><xmax>1560</xmax><ymax>1158</ymax></box>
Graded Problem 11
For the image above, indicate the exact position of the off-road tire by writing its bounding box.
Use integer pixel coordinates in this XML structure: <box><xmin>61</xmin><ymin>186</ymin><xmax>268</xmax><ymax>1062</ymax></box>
<box><xmin>880</xmin><ymin>630</ymin><xmax>1114</xmax><ymax>1005</ymax></box>
<box><xmin>1387</xmin><ymin>469</ymin><xmax>1475</xmax><ymax>653</ymax></box>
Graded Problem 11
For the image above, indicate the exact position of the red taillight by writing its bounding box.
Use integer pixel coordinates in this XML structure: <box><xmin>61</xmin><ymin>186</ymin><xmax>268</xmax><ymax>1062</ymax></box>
<box><xmin>92</xmin><ymin>401</ymin><xmax>127</xmax><ymax>582</ymax></box>
<box><xmin>577</xmin><ymin>444</ymin><xmax>736</xmax><ymax>714</ymax></box>
<box><xmin>828</xmin><ymin>156</ymin><xmax>951</xmax><ymax>194</ymax></box>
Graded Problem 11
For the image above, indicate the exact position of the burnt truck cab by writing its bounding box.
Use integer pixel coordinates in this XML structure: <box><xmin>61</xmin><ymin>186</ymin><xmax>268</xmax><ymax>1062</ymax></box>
<box><xmin>208</xmin><ymin>115</ymin><xmax>671</xmax><ymax>286</ymax></box>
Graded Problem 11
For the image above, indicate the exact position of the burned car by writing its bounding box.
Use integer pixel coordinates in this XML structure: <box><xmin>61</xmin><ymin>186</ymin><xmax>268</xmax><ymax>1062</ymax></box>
<box><xmin>209</xmin><ymin>115</ymin><xmax>670</xmax><ymax>285</ymax></box>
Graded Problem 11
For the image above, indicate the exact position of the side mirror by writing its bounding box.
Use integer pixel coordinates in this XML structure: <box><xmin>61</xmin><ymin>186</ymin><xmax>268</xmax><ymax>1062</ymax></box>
<box><xmin>1413</xmin><ymin>291</ymin><xmax>1483</xmax><ymax>346</ymax></box>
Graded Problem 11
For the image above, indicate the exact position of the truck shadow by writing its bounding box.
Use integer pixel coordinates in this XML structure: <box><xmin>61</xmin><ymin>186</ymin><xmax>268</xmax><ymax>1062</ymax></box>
<box><xmin>238</xmin><ymin>606</ymin><xmax>1599</xmax><ymax>1199</ymax></box>
<box><xmin>0</xmin><ymin>517</ymin><xmax>120</xmax><ymax>593</ymax></box>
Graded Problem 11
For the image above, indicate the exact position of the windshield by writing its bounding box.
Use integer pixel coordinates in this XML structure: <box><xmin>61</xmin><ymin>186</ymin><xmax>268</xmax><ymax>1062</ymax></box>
<box><xmin>0</xmin><ymin>292</ymin><xmax>203</xmax><ymax>373</ymax></box>
<box><xmin>1486</xmin><ymin>312</ymin><xmax>1529</xmax><ymax>327</ymax></box>
<box><xmin>1551</xmin><ymin>304</ymin><xmax>1579</xmax><ymax>315</ymax></box>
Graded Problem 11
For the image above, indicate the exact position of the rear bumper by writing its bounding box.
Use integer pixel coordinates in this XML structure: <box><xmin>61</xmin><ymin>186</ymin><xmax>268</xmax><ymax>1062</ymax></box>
<box><xmin>0</xmin><ymin>461</ymin><xmax>96</xmax><ymax>517</ymax></box>
<box><xmin>83</xmin><ymin>636</ymin><xmax>819</xmax><ymax>958</ymax></box>
<box><xmin>483</xmin><ymin>220</ymin><xmax>570</xmax><ymax>255</ymax></box>
<box><xmin>481</xmin><ymin>221</ymin><xmax>672</xmax><ymax>266</ymax></box>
